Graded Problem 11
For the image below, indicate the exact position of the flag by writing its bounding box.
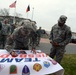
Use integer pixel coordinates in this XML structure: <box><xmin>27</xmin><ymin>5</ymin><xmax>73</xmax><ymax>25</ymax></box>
<box><xmin>9</xmin><ymin>1</ymin><xmax>16</xmax><ymax>8</ymax></box>
<box><xmin>26</xmin><ymin>5</ymin><xmax>30</xmax><ymax>12</ymax></box>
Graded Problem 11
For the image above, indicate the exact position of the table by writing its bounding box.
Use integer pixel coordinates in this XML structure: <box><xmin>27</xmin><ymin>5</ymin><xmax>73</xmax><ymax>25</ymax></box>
<box><xmin>0</xmin><ymin>49</ymin><xmax>64</xmax><ymax>75</ymax></box>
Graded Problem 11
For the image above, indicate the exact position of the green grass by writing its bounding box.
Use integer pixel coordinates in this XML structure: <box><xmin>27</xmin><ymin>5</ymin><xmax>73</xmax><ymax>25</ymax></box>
<box><xmin>61</xmin><ymin>54</ymin><xmax>76</xmax><ymax>75</ymax></box>
<box><xmin>48</xmin><ymin>54</ymin><xmax>76</xmax><ymax>75</ymax></box>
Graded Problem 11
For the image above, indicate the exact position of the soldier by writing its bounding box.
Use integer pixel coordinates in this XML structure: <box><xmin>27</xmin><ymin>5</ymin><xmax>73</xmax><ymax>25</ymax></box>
<box><xmin>36</xmin><ymin>27</ymin><xmax>48</xmax><ymax>46</ymax></box>
<box><xmin>49</xmin><ymin>15</ymin><xmax>72</xmax><ymax>63</ymax></box>
<box><xmin>36</xmin><ymin>27</ymin><xmax>42</xmax><ymax>46</ymax></box>
<box><xmin>5</xmin><ymin>19</ymin><xmax>36</xmax><ymax>55</ymax></box>
<box><xmin>1</xmin><ymin>19</ymin><xmax>11</xmax><ymax>48</ymax></box>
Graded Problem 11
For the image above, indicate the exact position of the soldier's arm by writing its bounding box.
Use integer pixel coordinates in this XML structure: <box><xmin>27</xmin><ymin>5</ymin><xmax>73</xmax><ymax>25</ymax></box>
<box><xmin>4</xmin><ymin>35</ymin><xmax>14</xmax><ymax>52</ymax></box>
<box><xmin>43</xmin><ymin>30</ymin><xmax>49</xmax><ymax>36</ymax></box>
<box><xmin>5</xmin><ymin>28</ymin><xmax>18</xmax><ymax>52</ymax></box>
<box><xmin>59</xmin><ymin>27</ymin><xmax>72</xmax><ymax>46</ymax></box>
<box><xmin>6</xmin><ymin>27</ymin><xmax>19</xmax><ymax>45</ymax></box>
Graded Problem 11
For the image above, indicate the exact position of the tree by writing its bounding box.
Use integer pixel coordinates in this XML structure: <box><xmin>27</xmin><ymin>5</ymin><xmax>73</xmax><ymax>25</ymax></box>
<box><xmin>0</xmin><ymin>8</ymin><xmax>9</xmax><ymax>16</ymax></box>
<box><xmin>0</xmin><ymin>8</ymin><xmax>22</xmax><ymax>17</ymax></box>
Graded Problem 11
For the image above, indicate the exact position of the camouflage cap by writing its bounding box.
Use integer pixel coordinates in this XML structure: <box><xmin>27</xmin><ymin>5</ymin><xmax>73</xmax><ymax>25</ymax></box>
<box><xmin>58</xmin><ymin>15</ymin><xmax>67</xmax><ymax>23</ymax></box>
<box><xmin>21</xmin><ymin>19</ymin><xmax>35</xmax><ymax>31</ymax></box>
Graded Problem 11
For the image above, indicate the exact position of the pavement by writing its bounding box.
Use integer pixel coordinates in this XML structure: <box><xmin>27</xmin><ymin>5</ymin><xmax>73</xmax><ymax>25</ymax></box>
<box><xmin>40</xmin><ymin>38</ymin><xmax>50</xmax><ymax>43</ymax></box>
<box><xmin>35</xmin><ymin>38</ymin><xmax>76</xmax><ymax>54</ymax></box>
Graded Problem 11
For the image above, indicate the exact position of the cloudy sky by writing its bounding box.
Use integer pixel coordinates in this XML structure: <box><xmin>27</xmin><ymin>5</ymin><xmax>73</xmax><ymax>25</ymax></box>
<box><xmin>0</xmin><ymin>0</ymin><xmax>76</xmax><ymax>32</ymax></box>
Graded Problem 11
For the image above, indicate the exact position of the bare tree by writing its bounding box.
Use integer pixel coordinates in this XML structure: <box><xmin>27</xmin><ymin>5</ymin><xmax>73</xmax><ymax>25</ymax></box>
<box><xmin>0</xmin><ymin>8</ymin><xmax>9</xmax><ymax>16</ymax></box>
<box><xmin>0</xmin><ymin>8</ymin><xmax>22</xmax><ymax>17</ymax></box>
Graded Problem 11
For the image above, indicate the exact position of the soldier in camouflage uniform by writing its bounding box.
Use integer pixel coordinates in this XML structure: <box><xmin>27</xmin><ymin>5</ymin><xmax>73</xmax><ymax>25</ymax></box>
<box><xmin>49</xmin><ymin>15</ymin><xmax>72</xmax><ymax>63</ymax></box>
<box><xmin>5</xmin><ymin>19</ymin><xmax>36</xmax><ymax>54</ymax></box>
<box><xmin>36</xmin><ymin>27</ymin><xmax>42</xmax><ymax>46</ymax></box>
<box><xmin>1</xmin><ymin>19</ymin><xmax>11</xmax><ymax>48</ymax></box>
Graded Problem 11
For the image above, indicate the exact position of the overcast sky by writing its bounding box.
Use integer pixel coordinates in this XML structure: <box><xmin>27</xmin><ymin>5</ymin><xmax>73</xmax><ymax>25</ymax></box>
<box><xmin>0</xmin><ymin>0</ymin><xmax>76</xmax><ymax>32</ymax></box>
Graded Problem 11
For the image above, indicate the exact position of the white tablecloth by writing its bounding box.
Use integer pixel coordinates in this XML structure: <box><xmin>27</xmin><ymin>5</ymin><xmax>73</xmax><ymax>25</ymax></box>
<box><xmin>0</xmin><ymin>49</ymin><xmax>64</xmax><ymax>75</ymax></box>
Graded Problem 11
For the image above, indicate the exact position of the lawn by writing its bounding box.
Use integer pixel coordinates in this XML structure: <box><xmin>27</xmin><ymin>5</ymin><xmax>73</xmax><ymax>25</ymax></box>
<box><xmin>48</xmin><ymin>54</ymin><xmax>76</xmax><ymax>75</ymax></box>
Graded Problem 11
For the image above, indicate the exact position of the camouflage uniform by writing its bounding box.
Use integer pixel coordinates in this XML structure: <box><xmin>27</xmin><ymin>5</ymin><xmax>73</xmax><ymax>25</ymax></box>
<box><xmin>36</xmin><ymin>27</ymin><xmax>42</xmax><ymax>46</ymax></box>
<box><xmin>1</xmin><ymin>19</ymin><xmax>11</xmax><ymax>48</ymax></box>
<box><xmin>5</xmin><ymin>19</ymin><xmax>35</xmax><ymax>52</ymax></box>
<box><xmin>49</xmin><ymin>15</ymin><xmax>72</xmax><ymax>63</ymax></box>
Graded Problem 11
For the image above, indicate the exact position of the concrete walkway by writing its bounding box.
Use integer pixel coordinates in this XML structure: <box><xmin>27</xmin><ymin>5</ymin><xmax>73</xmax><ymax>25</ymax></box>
<box><xmin>36</xmin><ymin>38</ymin><xmax>76</xmax><ymax>54</ymax></box>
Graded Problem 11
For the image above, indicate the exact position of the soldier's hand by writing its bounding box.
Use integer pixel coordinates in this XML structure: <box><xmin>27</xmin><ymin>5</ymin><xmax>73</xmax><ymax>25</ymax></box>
<box><xmin>50</xmin><ymin>40</ymin><xmax>59</xmax><ymax>46</ymax></box>
<box><xmin>50</xmin><ymin>40</ymin><xmax>53</xmax><ymax>43</ymax></box>
<box><xmin>10</xmin><ymin>51</ymin><xmax>18</xmax><ymax>57</ymax></box>
<box><xmin>53</xmin><ymin>42</ymin><xmax>59</xmax><ymax>47</ymax></box>
<box><xmin>31</xmin><ymin>47</ymin><xmax>36</xmax><ymax>54</ymax></box>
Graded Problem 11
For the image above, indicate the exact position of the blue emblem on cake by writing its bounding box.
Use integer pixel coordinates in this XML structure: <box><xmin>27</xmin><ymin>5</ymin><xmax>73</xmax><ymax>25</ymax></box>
<box><xmin>22</xmin><ymin>65</ymin><xmax>30</xmax><ymax>75</ymax></box>
<box><xmin>43</xmin><ymin>61</ymin><xmax>50</xmax><ymax>68</ymax></box>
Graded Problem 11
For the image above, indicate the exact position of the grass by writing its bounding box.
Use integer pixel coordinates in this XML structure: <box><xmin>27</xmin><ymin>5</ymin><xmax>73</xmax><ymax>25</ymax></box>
<box><xmin>61</xmin><ymin>54</ymin><xmax>76</xmax><ymax>75</ymax></box>
<box><xmin>48</xmin><ymin>54</ymin><xmax>76</xmax><ymax>75</ymax></box>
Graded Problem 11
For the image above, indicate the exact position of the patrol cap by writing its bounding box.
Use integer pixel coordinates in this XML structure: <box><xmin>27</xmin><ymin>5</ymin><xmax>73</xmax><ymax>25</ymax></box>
<box><xmin>58</xmin><ymin>15</ymin><xmax>67</xmax><ymax>23</ymax></box>
<box><xmin>19</xmin><ymin>19</ymin><xmax>31</xmax><ymax>26</ymax></box>
<box><xmin>20</xmin><ymin>19</ymin><xmax>35</xmax><ymax>31</ymax></box>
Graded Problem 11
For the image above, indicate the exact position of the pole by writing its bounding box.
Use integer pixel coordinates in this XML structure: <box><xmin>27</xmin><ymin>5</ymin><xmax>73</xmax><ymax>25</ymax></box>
<box><xmin>31</xmin><ymin>8</ymin><xmax>34</xmax><ymax>20</ymax></box>
<box><xmin>13</xmin><ymin>8</ymin><xmax>16</xmax><ymax>24</ymax></box>
<box><xmin>27</xmin><ymin>12</ymin><xmax>28</xmax><ymax>18</ymax></box>
<box><xmin>8</xmin><ymin>7</ymin><xmax>10</xmax><ymax>16</ymax></box>
<box><xmin>13</xmin><ymin>0</ymin><xmax>17</xmax><ymax>24</ymax></box>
